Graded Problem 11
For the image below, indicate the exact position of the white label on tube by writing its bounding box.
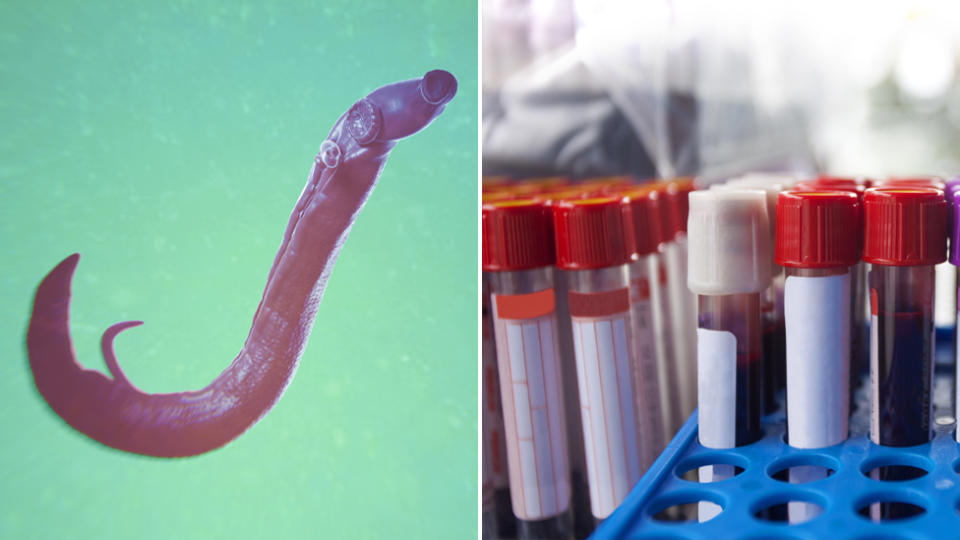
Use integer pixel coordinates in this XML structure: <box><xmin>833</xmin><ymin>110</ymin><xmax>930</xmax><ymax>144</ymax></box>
<box><xmin>697</xmin><ymin>328</ymin><xmax>737</xmax><ymax>449</ymax></box>
<box><xmin>784</xmin><ymin>274</ymin><xmax>850</xmax><ymax>449</ymax></box>
<box><xmin>491</xmin><ymin>290</ymin><xmax>571</xmax><ymax>521</ymax></box>
<box><xmin>570</xmin><ymin>289</ymin><xmax>640</xmax><ymax>520</ymax></box>
<box><xmin>696</xmin><ymin>327</ymin><xmax>736</xmax><ymax>524</ymax></box>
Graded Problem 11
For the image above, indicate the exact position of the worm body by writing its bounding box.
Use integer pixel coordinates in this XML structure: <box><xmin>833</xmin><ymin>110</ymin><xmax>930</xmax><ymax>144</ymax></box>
<box><xmin>26</xmin><ymin>70</ymin><xmax>457</xmax><ymax>457</ymax></box>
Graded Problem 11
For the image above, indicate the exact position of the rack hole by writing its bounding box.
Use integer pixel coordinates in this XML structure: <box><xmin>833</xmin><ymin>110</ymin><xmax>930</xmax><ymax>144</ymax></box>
<box><xmin>752</xmin><ymin>497</ymin><xmax>825</xmax><ymax>524</ymax></box>
<box><xmin>855</xmin><ymin>500</ymin><xmax>926</xmax><ymax>522</ymax></box>
<box><xmin>767</xmin><ymin>454</ymin><xmax>840</xmax><ymax>485</ymax></box>
<box><xmin>676</xmin><ymin>452</ymin><xmax>749</xmax><ymax>483</ymax></box>
<box><xmin>649</xmin><ymin>492</ymin><xmax>724</xmax><ymax>523</ymax></box>
<box><xmin>861</xmin><ymin>455</ymin><xmax>931</xmax><ymax>482</ymax></box>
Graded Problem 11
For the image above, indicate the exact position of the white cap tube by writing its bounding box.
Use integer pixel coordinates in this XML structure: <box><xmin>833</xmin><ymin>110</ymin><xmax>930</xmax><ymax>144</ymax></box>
<box><xmin>687</xmin><ymin>189</ymin><xmax>772</xmax><ymax>295</ymax></box>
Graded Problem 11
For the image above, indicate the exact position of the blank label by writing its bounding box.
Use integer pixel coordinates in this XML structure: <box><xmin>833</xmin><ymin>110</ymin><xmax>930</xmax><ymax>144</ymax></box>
<box><xmin>492</xmin><ymin>292</ymin><xmax>571</xmax><ymax>520</ymax></box>
<box><xmin>571</xmin><ymin>304</ymin><xmax>640</xmax><ymax>520</ymax></box>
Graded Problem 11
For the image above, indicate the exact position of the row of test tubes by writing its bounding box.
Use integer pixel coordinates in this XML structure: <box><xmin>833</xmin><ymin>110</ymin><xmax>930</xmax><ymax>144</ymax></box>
<box><xmin>480</xmin><ymin>175</ymin><xmax>698</xmax><ymax>539</ymax></box>
<box><xmin>691</xmin><ymin>174</ymin><xmax>960</xmax><ymax>524</ymax></box>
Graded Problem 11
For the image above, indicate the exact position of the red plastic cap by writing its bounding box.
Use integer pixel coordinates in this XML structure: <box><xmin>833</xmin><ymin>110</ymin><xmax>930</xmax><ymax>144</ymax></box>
<box><xmin>662</xmin><ymin>179</ymin><xmax>694</xmax><ymax>237</ymax></box>
<box><xmin>553</xmin><ymin>197</ymin><xmax>631</xmax><ymax>269</ymax></box>
<box><xmin>874</xmin><ymin>176</ymin><xmax>945</xmax><ymax>191</ymax></box>
<box><xmin>620</xmin><ymin>190</ymin><xmax>662</xmax><ymax>257</ymax></box>
<box><xmin>862</xmin><ymin>188</ymin><xmax>947</xmax><ymax>266</ymax></box>
<box><xmin>482</xmin><ymin>199</ymin><xmax>555</xmax><ymax>271</ymax></box>
<box><xmin>775</xmin><ymin>191</ymin><xmax>861</xmax><ymax>268</ymax></box>
<box><xmin>801</xmin><ymin>177</ymin><xmax>866</xmax><ymax>199</ymax></box>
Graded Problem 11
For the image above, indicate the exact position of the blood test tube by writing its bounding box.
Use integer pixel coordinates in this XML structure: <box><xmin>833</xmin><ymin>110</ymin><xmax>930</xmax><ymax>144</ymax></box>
<box><xmin>646</xmin><ymin>186</ymin><xmax>684</xmax><ymax>440</ymax></box>
<box><xmin>553</xmin><ymin>197</ymin><xmax>643</xmax><ymax>525</ymax></box>
<box><xmin>945</xmin><ymin>178</ymin><xmax>960</xmax><ymax>354</ymax></box>
<box><xmin>775</xmin><ymin>191</ymin><xmax>860</xmax><ymax>523</ymax></box>
<box><xmin>720</xmin><ymin>177</ymin><xmax>785</xmax><ymax>414</ymax></box>
<box><xmin>482</xmin><ymin>199</ymin><xmax>574</xmax><ymax>539</ymax></box>
<box><xmin>950</xmin><ymin>192</ymin><xmax>960</xmax><ymax>440</ymax></box>
<box><xmin>797</xmin><ymin>178</ymin><xmax>870</xmax><ymax>396</ymax></box>
<box><xmin>629</xmin><ymin>187</ymin><xmax>682</xmax><ymax>447</ymax></box>
<box><xmin>687</xmin><ymin>189</ymin><xmax>771</xmax><ymax>522</ymax></box>
<box><xmin>620</xmin><ymin>190</ymin><xmax>667</xmax><ymax>471</ymax></box>
<box><xmin>528</xmin><ymin>190</ymin><xmax>595</xmax><ymax>538</ymax></box>
<box><xmin>481</xmin><ymin>274</ymin><xmax>516</xmax><ymax>538</ymax></box>
<box><xmin>661</xmin><ymin>179</ymin><xmax>699</xmax><ymax>427</ymax></box>
<box><xmin>863</xmin><ymin>188</ymin><xmax>945</xmax><ymax>520</ymax></box>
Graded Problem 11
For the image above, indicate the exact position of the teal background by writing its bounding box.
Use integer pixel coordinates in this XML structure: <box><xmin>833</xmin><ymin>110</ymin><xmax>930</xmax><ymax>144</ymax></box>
<box><xmin>0</xmin><ymin>2</ymin><xmax>476</xmax><ymax>539</ymax></box>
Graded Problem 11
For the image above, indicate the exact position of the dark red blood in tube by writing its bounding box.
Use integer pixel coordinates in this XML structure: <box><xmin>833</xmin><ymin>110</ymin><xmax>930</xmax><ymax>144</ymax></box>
<box><xmin>873</xmin><ymin>309</ymin><xmax>932</xmax><ymax>447</ymax></box>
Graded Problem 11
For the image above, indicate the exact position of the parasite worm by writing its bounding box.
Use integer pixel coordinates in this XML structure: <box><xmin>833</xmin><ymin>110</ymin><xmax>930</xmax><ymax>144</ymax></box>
<box><xmin>25</xmin><ymin>70</ymin><xmax>458</xmax><ymax>457</ymax></box>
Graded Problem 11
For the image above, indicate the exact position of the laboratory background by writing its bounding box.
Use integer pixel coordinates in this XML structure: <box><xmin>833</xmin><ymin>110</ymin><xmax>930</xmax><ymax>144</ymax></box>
<box><xmin>481</xmin><ymin>1</ymin><xmax>960</xmax><ymax>538</ymax></box>
<box><xmin>0</xmin><ymin>1</ymin><xmax>477</xmax><ymax>539</ymax></box>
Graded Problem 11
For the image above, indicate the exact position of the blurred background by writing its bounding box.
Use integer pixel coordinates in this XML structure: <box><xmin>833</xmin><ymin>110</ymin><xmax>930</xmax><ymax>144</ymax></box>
<box><xmin>482</xmin><ymin>0</ymin><xmax>960</xmax><ymax>181</ymax></box>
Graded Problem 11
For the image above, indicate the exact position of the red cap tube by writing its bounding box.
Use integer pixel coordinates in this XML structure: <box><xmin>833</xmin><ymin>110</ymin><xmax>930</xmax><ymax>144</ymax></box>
<box><xmin>862</xmin><ymin>188</ymin><xmax>946</xmax><ymax>266</ymax></box>
<box><xmin>620</xmin><ymin>190</ymin><xmax>662</xmax><ymax>258</ymax></box>
<box><xmin>663</xmin><ymin>178</ymin><xmax>695</xmax><ymax>237</ymax></box>
<box><xmin>482</xmin><ymin>199</ymin><xmax>556</xmax><ymax>271</ymax></box>
<box><xmin>553</xmin><ymin>197</ymin><xmax>631</xmax><ymax>270</ymax></box>
<box><xmin>775</xmin><ymin>191</ymin><xmax>861</xmax><ymax>268</ymax></box>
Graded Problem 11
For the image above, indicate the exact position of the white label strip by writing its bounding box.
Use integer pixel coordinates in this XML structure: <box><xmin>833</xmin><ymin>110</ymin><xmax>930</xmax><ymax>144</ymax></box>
<box><xmin>491</xmin><ymin>309</ymin><xmax>571</xmax><ymax>520</ymax></box>
<box><xmin>697</xmin><ymin>328</ymin><xmax>737</xmax><ymax>449</ymax></box>
<box><xmin>784</xmin><ymin>274</ymin><xmax>850</xmax><ymax>449</ymax></box>
<box><xmin>572</xmin><ymin>314</ymin><xmax>641</xmax><ymax>519</ymax></box>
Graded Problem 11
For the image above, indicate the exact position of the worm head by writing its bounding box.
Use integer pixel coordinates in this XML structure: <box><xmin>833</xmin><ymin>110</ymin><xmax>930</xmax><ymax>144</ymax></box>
<box><xmin>345</xmin><ymin>69</ymin><xmax>457</xmax><ymax>145</ymax></box>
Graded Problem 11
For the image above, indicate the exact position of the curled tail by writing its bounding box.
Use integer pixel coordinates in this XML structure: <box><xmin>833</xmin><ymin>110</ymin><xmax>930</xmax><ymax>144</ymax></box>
<box><xmin>25</xmin><ymin>255</ymin><xmax>271</xmax><ymax>457</ymax></box>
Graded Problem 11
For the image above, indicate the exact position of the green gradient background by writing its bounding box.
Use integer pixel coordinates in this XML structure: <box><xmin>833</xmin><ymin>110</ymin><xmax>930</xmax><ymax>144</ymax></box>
<box><xmin>0</xmin><ymin>2</ymin><xmax>476</xmax><ymax>539</ymax></box>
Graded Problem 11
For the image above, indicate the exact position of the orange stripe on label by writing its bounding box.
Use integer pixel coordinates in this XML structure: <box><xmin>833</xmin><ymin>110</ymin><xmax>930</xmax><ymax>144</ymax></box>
<box><xmin>870</xmin><ymin>288</ymin><xmax>878</xmax><ymax>316</ymax></box>
<box><xmin>495</xmin><ymin>289</ymin><xmax>555</xmax><ymax>319</ymax></box>
<box><xmin>569</xmin><ymin>288</ymin><xmax>631</xmax><ymax>317</ymax></box>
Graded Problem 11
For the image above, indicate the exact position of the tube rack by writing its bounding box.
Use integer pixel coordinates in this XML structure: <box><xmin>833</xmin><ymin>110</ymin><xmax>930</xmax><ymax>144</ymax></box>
<box><xmin>591</xmin><ymin>331</ymin><xmax>959</xmax><ymax>540</ymax></box>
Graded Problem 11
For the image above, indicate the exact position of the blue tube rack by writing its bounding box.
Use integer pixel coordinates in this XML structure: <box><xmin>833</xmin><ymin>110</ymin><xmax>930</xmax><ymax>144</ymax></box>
<box><xmin>591</xmin><ymin>331</ymin><xmax>959</xmax><ymax>540</ymax></box>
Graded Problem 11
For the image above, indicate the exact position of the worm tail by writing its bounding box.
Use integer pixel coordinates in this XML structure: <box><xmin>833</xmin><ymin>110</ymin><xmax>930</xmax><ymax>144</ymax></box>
<box><xmin>26</xmin><ymin>254</ymin><xmax>95</xmax><ymax>398</ymax></box>
<box><xmin>26</xmin><ymin>255</ymin><xmax>250</xmax><ymax>457</ymax></box>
